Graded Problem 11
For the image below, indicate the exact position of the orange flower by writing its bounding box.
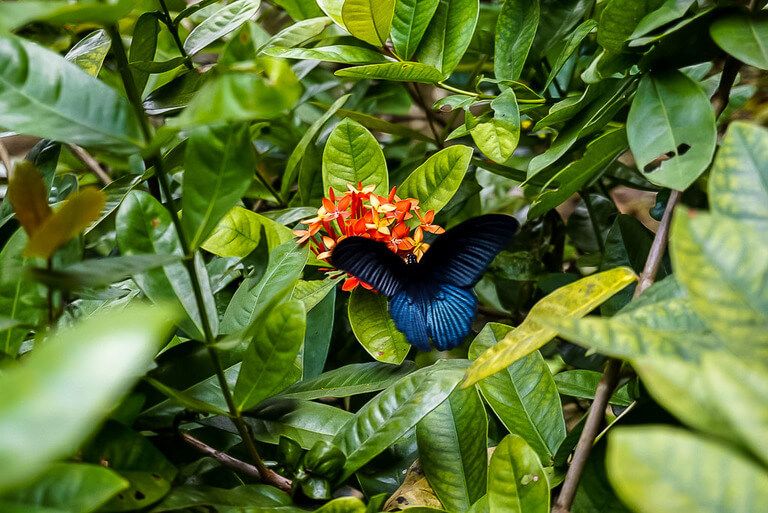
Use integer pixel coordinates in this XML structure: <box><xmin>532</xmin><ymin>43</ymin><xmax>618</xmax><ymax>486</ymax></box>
<box><xmin>418</xmin><ymin>209</ymin><xmax>445</xmax><ymax>234</ymax></box>
<box><xmin>386</xmin><ymin>222</ymin><xmax>414</xmax><ymax>252</ymax></box>
<box><xmin>411</xmin><ymin>227</ymin><xmax>430</xmax><ymax>260</ymax></box>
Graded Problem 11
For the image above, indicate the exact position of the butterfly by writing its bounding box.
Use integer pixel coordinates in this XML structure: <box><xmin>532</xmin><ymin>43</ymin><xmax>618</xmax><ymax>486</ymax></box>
<box><xmin>331</xmin><ymin>214</ymin><xmax>519</xmax><ymax>351</ymax></box>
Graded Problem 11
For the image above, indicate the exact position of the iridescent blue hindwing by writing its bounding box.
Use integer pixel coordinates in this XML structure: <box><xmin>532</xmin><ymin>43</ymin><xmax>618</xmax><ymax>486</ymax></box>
<box><xmin>389</xmin><ymin>291</ymin><xmax>430</xmax><ymax>351</ymax></box>
<box><xmin>425</xmin><ymin>283</ymin><xmax>477</xmax><ymax>350</ymax></box>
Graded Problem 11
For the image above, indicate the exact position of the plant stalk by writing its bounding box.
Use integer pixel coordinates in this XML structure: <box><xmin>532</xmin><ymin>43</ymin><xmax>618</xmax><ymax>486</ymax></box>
<box><xmin>157</xmin><ymin>0</ymin><xmax>194</xmax><ymax>70</ymax></box>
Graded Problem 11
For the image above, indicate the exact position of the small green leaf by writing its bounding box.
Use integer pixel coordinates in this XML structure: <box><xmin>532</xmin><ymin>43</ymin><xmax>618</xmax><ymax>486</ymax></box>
<box><xmin>416</xmin><ymin>0</ymin><xmax>479</xmax><ymax>75</ymax></box>
<box><xmin>182</xmin><ymin>123</ymin><xmax>256</xmax><ymax>250</ymax></box>
<box><xmin>553</xmin><ymin>370</ymin><xmax>633</xmax><ymax>407</ymax></box>
<box><xmin>246</xmin><ymin>400</ymin><xmax>353</xmax><ymax>449</ymax></box>
<box><xmin>711</xmin><ymin>14</ymin><xmax>768</xmax><ymax>71</ymax></box>
<box><xmin>65</xmin><ymin>29</ymin><xmax>111</xmax><ymax>77</ymax></box>
<box><xmin>322</xmin><ymin>118</ymin><xmax>388</xmax><ymax>195</ymax></box>
<box><xmin>264</xmin><ymin>45</ymin><xmax>387</xmax><ymax>64</ymax></box>
<box><xmin>278</xmin><ymin>361</ymin><xmax>417</xmax><ymax>400</ymax></box>
<box><xmin>341</xmin><ymin>0</ymin><xmax>395</xmax><ymax>47</ymax></box>
<box><xmin>390</xmin><ymin>0</ymin><xmax>440</xmax><ymax>60</ymax></box>
<box><xmin>417</xmin><ymin>386</ymin><xmax>488</xmax><ymax>512</ymax></box>
<box><xmin>0</xmin><ymin>304</ymin><xmax>177</xmax><ymax>493</ymax></box>
<box><xmin>543</xmin><ymin>19</ymin><xmax>596</xmax><ymax>90</ymax></box>
<box><xmin>202</xmin><ymin>206</ymin><xmax>294</xmax><ymax>258</ymax></box>
<box><xmin>128</xmin><ymin>13</ymin><xmax>159</xmax><ymax>93</ymax></box>
<box><xmin>398</xmin><ymin>145</ymin><xmax>472</xmax><ymax>213</ymax></box>
<box><xmin>263</xmin><ymin>16</ymin><xmax>333</xmax><ymax>49</ymax></box>
<box><xmin>183</xmin><ymin>0</ymin><xmax>262</xmax><ymax>55</ymax></box>
<box><xmin>470</xmin><ymin>89</ymin><xmax>520</xmax><ymax>164</ymax></box>
<box><xmin>627</xmin><ymin>71</ymin><xmax>716</xmax><ymax>190</ymax></box>
<box><xmin>494</xmin><ymin>0</ymin><xmax>540</xmax><ymax>82</ymax></box>
<box><xmin>151</xmin><ymin>483</ymin><xmax>292</xmax><ymax>512</ymax></box>
<box><xmin>608</xmin><ymin>427</ymin><xmax>768</xmax><ymax>513</ymax></box>
<box><xmin>348</xmin><ymin>288</ymin><xmax>410</xmax><ymax>365</ymax></box>
<box><xmin>488</xmin><ymin>435</ymin><xmax>549</xmax><ymax>513</ymax></box>
<box><xmin>335</xmin><ymin>61</ymin><xmax>444</xmax><ymax>82</ymax></box>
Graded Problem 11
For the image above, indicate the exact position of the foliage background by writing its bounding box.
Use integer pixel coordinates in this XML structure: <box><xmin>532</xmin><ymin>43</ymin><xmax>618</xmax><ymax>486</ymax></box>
<box><xmin>0</xmin><ymin>0</ymin><xmax>766</xmax><ymax>512</ymax></box>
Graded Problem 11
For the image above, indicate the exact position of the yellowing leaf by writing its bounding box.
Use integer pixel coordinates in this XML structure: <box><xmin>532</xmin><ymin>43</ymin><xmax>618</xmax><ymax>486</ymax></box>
<box><xmin>25</xmin><ymin>188</ymin><xmax>106</xmax><ymax>258</ymax></box>
<box><xmin>341</xmin><ymin>0</ymin><xmax>394</xmax><ymax>47</ymax></box>
<box><xmin>463</xmin><ymin>267</ymin><xmax>636</xmax><ymax>387</ymax></box>
<box><xmin>7</xmin><ymin>161</ymin><xmax>52</xmax><ymax>236</ymax></box>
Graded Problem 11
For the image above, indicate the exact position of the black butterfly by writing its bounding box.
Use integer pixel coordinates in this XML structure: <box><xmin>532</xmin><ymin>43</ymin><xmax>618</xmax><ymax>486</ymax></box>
<box><xmin>331</xmin><ymin>214</ymin><xmax>519</xmax><ymax>351</ymax></box>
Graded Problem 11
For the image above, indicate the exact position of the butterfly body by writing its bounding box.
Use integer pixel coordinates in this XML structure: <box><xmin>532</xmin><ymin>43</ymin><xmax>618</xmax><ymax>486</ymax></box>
<box><xmin>331</xmin><ymin>214</ymin><xmax>519</xmax><ymax>351</ymax></box>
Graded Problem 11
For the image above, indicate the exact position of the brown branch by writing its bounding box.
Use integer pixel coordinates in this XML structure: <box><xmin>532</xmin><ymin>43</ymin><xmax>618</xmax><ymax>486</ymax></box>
<box><xmin>69</xmin><ymin>144</ymin><xmax>112</xmax><ymax>185</ymax></box>
<box><xmin>180</xmin><ymin>431</ymin><xmax>292</xmax><ymax>491</ymax></box>
<box><xmin>553</xmin><ymin>50</ymin><xmax>746</xmax><ymax>513</ymax></box>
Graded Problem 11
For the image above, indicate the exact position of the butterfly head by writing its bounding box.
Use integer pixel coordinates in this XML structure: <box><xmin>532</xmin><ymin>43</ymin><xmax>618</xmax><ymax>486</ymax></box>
<box><xmin>405</xmin><ymin>253</ymin><xmax>417</xmax><ymax>265</ymax></box>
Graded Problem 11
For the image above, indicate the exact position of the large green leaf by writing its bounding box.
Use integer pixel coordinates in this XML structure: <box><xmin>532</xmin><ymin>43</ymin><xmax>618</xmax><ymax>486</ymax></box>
<box><xmin>116</xmin><ymin>191</ymin><xmax>216</xmax><ymax>339</ymax></box>
<box><xmin>322</xmin><ymin>118</ymin><xmax>388</xmax><ymax>195</ymax></box>
<box><xmin>234</xmin><ymin>300</ymin><xmax>306</xmax><ymax>411</ymax></box>
<box><xmin>470</xmin><ymin>89</ymin><xmax>520</xmax><ymax>164</ymax></box>
<box><xmin>182</xmin><ymin>123</ymin><xmax>256</xmax><ymax>250</ymax></box>
<box><xmin>398</xmin><ymin>145</ymin><xmax>472</xmax><ymax>213</ymax></box>
<box><xmin>334</xmin><ymin>362</ymin><xmax>465</xmax><ymax>479</ymax></box>
<box><xmin>390</xmin><ymin>0</ymin><xmax>440</xmax><ymax>60</ymax></box>
<box><xmin>464</xmin><ymin>267</ymin><xmax>636</xmax><ymax>387</ymax></box>
<box><xmin>708</xmin><ymin>122</ymin><xmax>768</xmax><ymax>232</ymax></box>
<box><xmin>202</xmin><ymin>206</ymin><xmax>294</xmax><ymax>258</ymax></box>
<box><xmin>129</xmin><ymin>13</ymin><xmax>159</xmax><ymax>94</ymax></box>
<box><xmin>341</xmin><ymin>0</ymin><xmax>395</xmax><ymax>46</ymax></box>
<box><xmin>494</xmin><ymin>0</ymin><xmax>540</xmax><ymax>82</ymax></box>
<box><xmin>302</xmin><ymin>286</ymin><xmax>336</xmax><ymax>378</ymax></box>
<box><xmin>488</xmin><ymin>435</ymin><xmax>549</xmax><ymax>513</ymax></box>
<box><xmin>416</xmin><ymin>386</ymin><xmax>487</xmax><ymax>512</ymax></box>
<box><xmin>0</xmin><ymin>463</ymin><xmax>127</xmax><ymax>513</ymax></box>
<box><xmin>317</xmin><ymin>0</ymin><xmax>346</xmax><ymax>28</ymax></box>
<box><xmin>710</xmin><ymin>14</ymin><xmax>768</xmax><ymax>71</ymax></box>
<box><xmin>278</xmin><ymin>361</ymin><xmax>416</xmax><ymax>400</ymax></box>
<box><xmin>608</xmin><ymin>427</ymin><xmax>768</xmax><ymax>513</ymax></box>
<box><xmin>0</xmin><ymin>304</ymin><xmax>176</xmax><ymax>493</ymax></box>
<box><xmin>335</xmin><ymin>62</ymin><xmax>444</xmax><ymax>82</ymax></box>
<box><xmin>627</xmin><ymin>71</ymin><xmax>716</xmax><ymax>190</ymax></box>
<box><xmin>671</xmin><ymin>209</ymin><xmax>768</xmax><ymax>350</ymax></box>
<box><xmin>291</xmin><ymin>278</ymin><xmax>342</xmax><ymax>311</ymax></box>
<box><xmin>469</xmin><ymin>323</ymin><xmax>565</xmax><ymax>464</ymax></box>
<box><xmin>0</xmin><ymin>35</ymin><xmax>143</xmax><ymax>151</ymax></box>
<box><xmin>151</xmin><ymin>484</ymin><xmax>292</xmax><ymax>512</ymax></box>
<box><xmin>415</xmin><ymin>0</ymin><xmax>479</xmax><ymax>75</ymax></box>
<box><xmin>348</xmin><ymin>288</ymin><xmax>410</xmax><ymax>365</ymax></box>
<box><xmin>221</xmin><ymin>241</ymin><xmax>307</xmax><ymax>334</ymax></box>
<box><xmin>183</xmin><ymin>0</ymin><xmax>262</xmax><ymax>55</ymax></box>
<box><xmin>246</xmin><ymin>400</ymin><xmax>354</xmax><ymax>449</ymax></box>
<box><xmin>0</xmin><ymin>0</ymin><xmax>134</xmax><ymax>33</ymax></box>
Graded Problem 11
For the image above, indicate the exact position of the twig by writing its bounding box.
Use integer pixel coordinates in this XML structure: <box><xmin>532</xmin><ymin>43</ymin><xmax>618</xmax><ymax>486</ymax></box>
<box><xmin>407</xmin><ymin>84</ymin><xmax>444</xmax><ymax>147</ymax></box>
<box><xmin>0</xmin><ymin>138</ymin><xmax>12</xmax><ymax>176</ymax></box>
<box><xmin>69</xmin><ymin>144</ymin><xmax>112</xmax><ymax>185</ymax></box>
<box><xmin>553</xmin><ymin>48</ymin><xmax>746</xmax><ymax>513</ymax></box>
<box><xmin>157</xmin><ymin>0</ymin><xmax>194</xmax><ymax>70</ymax></box>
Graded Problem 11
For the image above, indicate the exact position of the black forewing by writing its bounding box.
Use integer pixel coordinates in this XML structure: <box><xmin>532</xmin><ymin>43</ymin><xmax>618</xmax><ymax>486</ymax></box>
<box><xmin>416</xmin><ymin>214</ymin><xmax>519</xmax><ymax>288</ymax></box>
<box><xmin>330</xmin><ymin>237</ymin><xmax>408</xmax><ymax>297</ymax></box>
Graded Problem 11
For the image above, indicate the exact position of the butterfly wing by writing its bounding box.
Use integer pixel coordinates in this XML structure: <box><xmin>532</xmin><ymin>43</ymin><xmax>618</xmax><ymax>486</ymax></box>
<box><xmin>389</xmin><ymin>290</ymin><xmax>430</xmax><ymax>351</ymax></box>
<box><xmin>330</xmin><ymin>236</ymin><xmax>408</xmax><ymax>297</ymax></box>
<box><xmin>425</xmin><ymin>283</ymin><xmax>477</xmax><ymax>350</ymax></box>
<box><xmin>418</xmin><ymin>214</ymin><xmax>519</xmax><ymax>288</ymax></box>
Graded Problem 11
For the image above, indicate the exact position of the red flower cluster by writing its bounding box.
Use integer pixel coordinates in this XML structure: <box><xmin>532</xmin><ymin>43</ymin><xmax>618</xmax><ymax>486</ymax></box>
<box><xmin>294</xmin><ymin>183</ymin><xmax>445</xmax><ymax>291</ymax></box>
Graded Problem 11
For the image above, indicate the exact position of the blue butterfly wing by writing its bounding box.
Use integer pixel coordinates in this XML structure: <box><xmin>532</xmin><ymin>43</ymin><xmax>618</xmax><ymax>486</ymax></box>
<box><xmin>419</xmin><ymin>214</ymin><xmax>519</xmax><ymax>288</ymax></box>
<box><xmin>330</xmin><ymin>237</ymin><xmax>407</xmax><ymax>296</ymax></box>
<box><xmin>389</xmin><ymin>290</ymin><xmax>430</xmax><ymax>351</ymax></box>
<box><xmin>425</xmin><ymin>283</ymin><xmax>477</xmax><ymax>350</ymax></box>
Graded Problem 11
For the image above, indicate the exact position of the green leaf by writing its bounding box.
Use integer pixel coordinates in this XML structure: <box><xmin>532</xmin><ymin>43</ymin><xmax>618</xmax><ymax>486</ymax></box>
<box><xmin>146</xmin><ymin>378</ymin><xmax>229</xmax><ymax>416</ymax></box>
<box><xmin>246</xmin><ymin>400</ymin><xmax>354</xmax><ymax>449</ymax></box>
<box><xmin>292</xmin><ymin>277</ymin><xmax>342</xmax><ymax>311</ymax></box>
<box><xmin>82</xmin><ymin>422</ymin><xmax>177</xmax><ymax>512</ymax></box>
<box><xmin>183</xmin><ymin>0</ymin><xmax>262</xmax><ymax>55</ymax></box>
<box><xmin>303</xmin><ymin>286</ymin><xmax>336</xmax><ymax>378</ymax></box>
<box><xmin>398</xmin><ymin>145</ymin><xmax>472</xmax><ymax>213</ymax></box>
<box><xmin>271</xmin><ymin>0</ymin><xmax>323</xmax><ymax>20</ymax></box>
<box><xmin>333</xmin><ymin>107</ymin><xmax>434</xmax><ymax>142</ymax></box>
<box><xmin>341</xmin><ymin>0</ymin><xmax>395</xmax><ymax>47</ymax></box>
<box><xmin>202</xmin><ymin>206</ymin><xmax>294</xmax><ymax>258</ymax></box>
<box><xmin>116</xmin><ymin>191</ymin><xmax>216</xmax><ymax>340</ymax></box>
<box><xmin>494</xmin><ymin>0</ymin><xmax>540</xmax><ymax>82</ymax></box>
<box><xmin>711</xmin><ymin>14</ymin><xmax>768</xmax><ymax>71</ymax></box>
<box><xmin>670</xmin><ymin>208</ymin><xmax>768</xmax><ymax>349</ymax></box>
<box><xmin>322</xmin><ymin>118</ymin><xmax>388</xmax><ymax>195</ymax></box>
<box><xmin>0</xmin><ymin>463</ymin><xmax>127</xmax><ymax>513</ymax></box>
<box><xmin>630</xmin><ymin>0</ymin><xmax>696</xmax><ymax>39</ymax></box>
<box><xmin>264</xmin><ymin>45</ymin><xmax>387</xmax><ymax>64</ymax></box>
<box><xmin>468</xmin><ymin>323</ymin><xmax>565</xmax><ymax>463</ymax></box>
<box><xmin>553</xmin><ymin>370</ymin><xmax>633</xmax><ymax>407</ymax></box>
<box><xmin>65</xmin><ymin>30</ymin><xmax>111</xmax><ymax>77</ymax></box>
<box><xmin>0</xmin><ymin>304</ymin><xmax>176</xmax><ymax>493</ymax></box>
<box><xmin>488</xmin><ymin>435</ymin><xmax>549</xmax><ymax>513</ymax></box>
<box><xmin>0</xmin><ymin>35</ymin><xmax>143</xmax><ymax>151</ymax></box>
<box><xmin>542</xmin><ymin>19</ymin><xmax>596</xmax><ymax>90</ymax></box>
<box><xmin>0</xmin><ymin>0</ymin><xmax>134</xmax><ymax>32</ymax></box>
<box><xmin>182</xmin><ymin>123</ymin><xmax>256</xmax><ymax>250</ymax></box>
<box><xmin>464</xmin><ymin>268</ymin><xmax>636</xmax><ymax>387</ymax></box>
<box><xmin>348</xmin><ymin>288</ymin><xmax>410</xmax><ymax>365</ymax></box>
<box><xmin>608</xmin><ymin>427</ymin><xmax>768</xmax><ymax>513</ymax></box>
<box><xmin>416</xmin><ymin>386</ymin><xmax>487</xmax><ymax>512</ymax></box>
<box><xmin>470</xmin><ymin>89</ymin><xmax>520</xmax><ymax>164</ymax></box>
<box><xmin>263</xmin><ymin>16</ymin><xmax>333</xmax><ymax>49</ymax></box>
<box><xmin>0</xmin><ymin>230</ymin><xmax>46</xmax><ymax>357</ymax></box>
<box><xmin>221</xmin><ymin>241</ymin><xmax>308</xmax><ymax>334</ymax></box>
<box><xmin>416</xmin><ymin>0</ymin><xmax>479</xmax><ymax>75</ymax></box>
<box><xmin>597</xmin><ymin>0</ymin><xmax>662</xmax><ymax>54</ymax></box>
<box><xmin>277</xmin><ymin>361</ymin><xmax>417</xmax><ymax>400</ymax></box>
<box><xmin>335</xmin><ymin>61</ymin><xmax>444</xmax><ymax>82</ymax></box>
<box><xmin>234</xmin><ymin>300</ymin><xmax>306</xmax><ymax>411</ymax></box>
<box><xmin>627</xmin><ymin>71</ymin><xmax>716</xmax><ymax>190</ymax></box>
<box><xmin>390</xmin><ymin>0</ymin><xmax>440</xmax><ymax>60</ymax></box>
<box><xmin>317</xmin><ymin>0</ymin><xmax>346</xmax><ymax>28</ymax></box>
<box><xmin>151</xmin><ymin>484</ymin><xmax>292</xmax><ymax>512</ymax></box>
<box><xmin>708</xmin><ymin>122</ymin><xmax>768</xmax><ymax>232</ymax></box>
<box><xmin>282</xmin><ymin>94</ymin><xmax>350</xmax><ymax>198</ymax></box>
<box><xmin>129</xmin><ymin>13</ymin><xmax>159</xmax><ymax>94</ymax></box>
<box><xmin>528</xmin><ymin>128</ymin><xmax>627</xmax><ymax>219</ymax></box>
<box><xmin>333</xmin><ymin>362</ymin><xmax>466</xmax><ymax>480</ymax></box>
